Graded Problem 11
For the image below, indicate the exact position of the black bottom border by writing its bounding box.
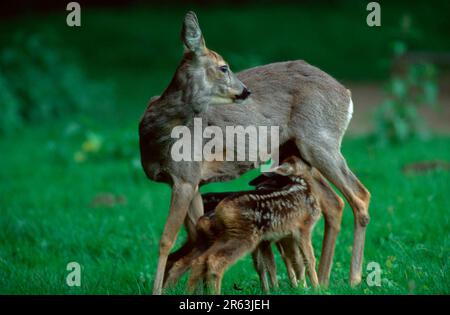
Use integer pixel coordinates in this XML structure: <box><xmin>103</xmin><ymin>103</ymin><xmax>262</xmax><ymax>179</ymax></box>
<box><xmin>1</xmin><ymin>295</ymin><xmax>447</xmax><ymax>313</ymax></box>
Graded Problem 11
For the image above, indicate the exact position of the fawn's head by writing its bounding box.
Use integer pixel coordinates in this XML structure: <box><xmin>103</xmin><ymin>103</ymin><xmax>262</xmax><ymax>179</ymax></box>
<box><xmin>169</xmin><ymin>12</ymin><xmax>250</xmax><ymax>110</ymax></box>
<box><xmin>272</xmin><ymin>156</ymin><xmax>326</xmax><ymax>197</ymax></box>
<box><xmin>272</xmin><ymin>156</ymin><xmax>314</xmax><ymax>179</ymax></box>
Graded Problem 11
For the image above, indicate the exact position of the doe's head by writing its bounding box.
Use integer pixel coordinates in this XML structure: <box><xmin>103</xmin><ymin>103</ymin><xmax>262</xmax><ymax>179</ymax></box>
<box><xmin>176</xmin><ymin>11</ymin><xmax>250</xmax><ymax>108</ymax></box>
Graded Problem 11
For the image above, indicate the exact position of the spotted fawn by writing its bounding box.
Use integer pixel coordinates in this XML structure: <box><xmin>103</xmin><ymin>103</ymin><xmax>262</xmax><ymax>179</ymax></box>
<box><xmin>165</xmin><ymin>156</ymin><xmax>344</xmax><ymax>293</ymax></box>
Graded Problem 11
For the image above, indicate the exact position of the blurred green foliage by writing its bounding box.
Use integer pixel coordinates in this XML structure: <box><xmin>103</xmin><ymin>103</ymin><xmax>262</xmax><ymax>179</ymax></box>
<box><xmin>373</xmin><ymin>16</ymin><xmax>440</xmax><ymax>145</ymax></box>
<box><xmin>0</xmin><ymin>34</ymin><xmax>114</xmax><ymax>135</ymax></box>
<box><xmin>374</xmin><ymin>58</ymin><xmax>438</xmax><ymax>145</ymax></box>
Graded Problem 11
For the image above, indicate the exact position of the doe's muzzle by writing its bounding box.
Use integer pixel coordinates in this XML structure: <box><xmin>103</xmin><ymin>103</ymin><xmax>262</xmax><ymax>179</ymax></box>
<box><xmin>235</xmin><ymin>87</ymin><xmax>252</xmax><ymax>100</ymax></box>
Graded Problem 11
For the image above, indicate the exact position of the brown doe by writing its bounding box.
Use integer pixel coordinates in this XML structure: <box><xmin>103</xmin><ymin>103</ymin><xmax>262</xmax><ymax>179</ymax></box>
<box><xmin>139</xmin><ymin>11</ymin><xmax>370</xmax><ymax>294</ymax></box>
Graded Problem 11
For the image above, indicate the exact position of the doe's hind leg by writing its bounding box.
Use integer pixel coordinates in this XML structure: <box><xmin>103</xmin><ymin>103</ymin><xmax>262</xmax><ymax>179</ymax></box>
<box><xmin>316</xmin><ymin>174</ymin><xmax>344</xmax><ymax>287</ymax></box>
<box><xmin>296</xmin><ymin>139</ymin><xmax>370</xmax><ymax>286</ymax></box>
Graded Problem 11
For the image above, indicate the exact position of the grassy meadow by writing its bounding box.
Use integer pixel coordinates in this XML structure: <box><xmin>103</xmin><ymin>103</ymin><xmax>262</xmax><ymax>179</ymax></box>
<box><xmin>0</xmin><ymin>2</ymin><xmax>449</xmax><ymax>294</ymax></box>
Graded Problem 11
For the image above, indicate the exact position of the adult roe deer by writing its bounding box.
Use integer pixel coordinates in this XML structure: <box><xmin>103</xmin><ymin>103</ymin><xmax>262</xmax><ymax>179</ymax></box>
<box><xmin>139</xmin><ymin>11</ymin><xmax>370</xmax><ymax>294</ymax></box>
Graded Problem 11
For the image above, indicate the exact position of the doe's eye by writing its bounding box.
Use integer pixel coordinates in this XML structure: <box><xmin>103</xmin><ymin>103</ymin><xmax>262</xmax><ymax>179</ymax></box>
<box><xmin>219</xmin><ymin>65</ymin><xmax>228</xmax><ymax>73</ymax></box>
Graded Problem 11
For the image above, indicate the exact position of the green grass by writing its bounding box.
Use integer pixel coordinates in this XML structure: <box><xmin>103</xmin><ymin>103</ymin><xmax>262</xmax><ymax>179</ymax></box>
<box><xmin>0</xmin><ymin>2</ymin><xmax>449</xmax><ymax>295</ymax></box>
<box><xmin>0</xmin><ymin>121</ymin><xmax>449</xmax><ymax>294</ymax></box>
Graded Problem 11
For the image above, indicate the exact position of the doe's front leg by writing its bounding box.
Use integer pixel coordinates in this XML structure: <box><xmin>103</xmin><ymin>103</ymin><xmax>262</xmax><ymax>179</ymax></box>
<box><xmin>152</xmin><ymin>181</ymin><xmax>196</xmax><ymax>295</ymax></box>
<box><xmin>164</xmin><ymin>191</ymin><xmax>204</xmax><ymax>285</ymax></box>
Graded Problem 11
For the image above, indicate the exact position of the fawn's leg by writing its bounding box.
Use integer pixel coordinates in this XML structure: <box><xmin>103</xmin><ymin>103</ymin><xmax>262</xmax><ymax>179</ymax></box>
<box><xmin>276</xmin><ymin>237</ymin><xmax>304</xmax><ymax>288</ymax></box>
<box><xmin>206</xmin><ymin>239</ymin><xmax>254</xmax><ymax>295</ymax></box>
<box><xmin>297</xmin><ymin>140</ymin><xmax>370</xmax><ymax>286</ymax></box>
<box><xmin>252</xmin><ymin>246</ymin><xmax>270</xmax><ymax>292</ymax></box>
<box><xmin>315</xmin><ymin>174</ymin><xmax>345</xmax><ymax>287</ymax></box>
<box><xmin>297</xmin><ymin>228</ymin><xmax>319</xmax><ymax>288</ymax></box>
<box><xmin>259</xmin><ymin>241</ymin><xmax>278</xmax><ymax>290</ymax></box>
<box><xmin>187</xmin><ymin>237</ymin><xmax>229</xmax><ymax>294</ymax></box>
<box><xmin>164</xmin><ymin>247</ymin><xmax>203</xmax><ymax>289</ymax></box>
<box><xmin>153</xmin><ymin>181</ymin><xmax>196</xmax><ymax>295</ymax></box>
<box><xmin>291</xmin><ymin>246</ymin><xmax>306</xmax><ymax>288</ymax></box>
<box><xmin>187</xmin><ymin>254</ymin><xmax>208</xmax><ymax>294</ymax></box>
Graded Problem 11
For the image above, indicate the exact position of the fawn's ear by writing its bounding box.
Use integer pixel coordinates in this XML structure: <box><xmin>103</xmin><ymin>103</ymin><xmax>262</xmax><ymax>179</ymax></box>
<box><xmin>181</xmin><ymin>11</ymin><xmax>206</xmax><ymax>55</ymax></box>
<box><xmin>271</xmin><ymin>162</ymin><xmax>295</xmax><ymax>176</ymax></box>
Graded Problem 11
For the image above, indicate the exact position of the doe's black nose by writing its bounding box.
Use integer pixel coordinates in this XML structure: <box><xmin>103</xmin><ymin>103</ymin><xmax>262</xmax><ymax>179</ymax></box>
<box><xmin>236</xmin><ymin>87</ymin><xmax>252</xmax><ymax>100</ymax></box>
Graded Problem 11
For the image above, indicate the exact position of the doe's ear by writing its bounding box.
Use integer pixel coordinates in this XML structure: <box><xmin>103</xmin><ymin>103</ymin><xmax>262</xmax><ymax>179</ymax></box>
<box><xmin>181</xmin><ymin>11</ymin><xmax>206</xmax><ymax>55</ymax></box>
